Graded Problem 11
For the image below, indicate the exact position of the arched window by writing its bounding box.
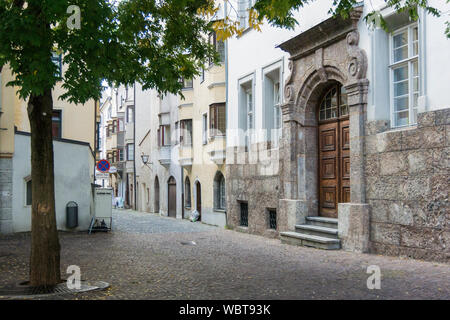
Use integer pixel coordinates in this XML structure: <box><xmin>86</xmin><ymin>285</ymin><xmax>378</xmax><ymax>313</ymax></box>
<box><xmin>214</xmin><ymin>171</ymin><xmax>226</xmax><ymax>210</ymax></box>
<box><xmin>319</xmin><ymin>84</ymin><xmax>348</xmax><ymax>122</ymax></box>
<box><xmin>185</xmin><ymin>177</ymin><xmax>191</xmax><ymax>208</ymax></box>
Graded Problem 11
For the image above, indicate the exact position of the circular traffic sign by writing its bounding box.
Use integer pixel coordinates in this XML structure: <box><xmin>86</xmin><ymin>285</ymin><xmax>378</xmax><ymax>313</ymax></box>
<box><xmin>97</xmin><ymin>159</ymin><xmax>110</xmax><ymax>172</ymax></box>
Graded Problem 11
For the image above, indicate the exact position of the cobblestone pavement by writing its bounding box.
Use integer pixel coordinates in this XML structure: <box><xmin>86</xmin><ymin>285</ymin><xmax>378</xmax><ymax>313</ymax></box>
<box><xmin>0</xmin><ymin>209</ymin><xmax>449</xmax><ymax>300</ymax></box>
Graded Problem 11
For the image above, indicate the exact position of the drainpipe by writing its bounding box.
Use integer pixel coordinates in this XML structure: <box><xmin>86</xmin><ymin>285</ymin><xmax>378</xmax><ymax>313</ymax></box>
<box><xmin>133</xmin><ymin>82</ymin><xmax>137</xmax><ymax>210</ymax></box>
<box><xmin>224</xmin><ymin>0</ymin><xmax>229</xmax><ymax>227</ymax></box>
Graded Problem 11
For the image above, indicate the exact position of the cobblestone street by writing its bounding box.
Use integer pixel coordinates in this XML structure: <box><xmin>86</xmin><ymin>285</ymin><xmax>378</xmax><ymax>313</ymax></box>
<box><xmin>0</xmin><ymin>209</ymin><xmax>449</xmax><ymax>300</ymax></box>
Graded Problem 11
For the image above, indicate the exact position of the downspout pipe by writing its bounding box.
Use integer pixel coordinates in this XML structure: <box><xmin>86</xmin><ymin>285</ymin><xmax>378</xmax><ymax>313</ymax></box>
<box><xmin>224</xmin><ymin>0</ymin><xmax>229</xmax><ymax>228</ymax></box>
<box><xmin>133</xmin><ymin>82</ymin><xmax>137</xmax><ymax>210</ymax></box>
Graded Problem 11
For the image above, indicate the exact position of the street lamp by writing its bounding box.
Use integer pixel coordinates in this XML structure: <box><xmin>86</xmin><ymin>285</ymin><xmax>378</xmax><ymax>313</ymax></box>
<box><xmin>141</xmin><ymin>154</ymin><xmax>149</xmax><ymax>165</ymax></box>
<box><xmin>141</xmin><ymin>154</ymin><xmax>152</xmax><ymax>170</ymax></box>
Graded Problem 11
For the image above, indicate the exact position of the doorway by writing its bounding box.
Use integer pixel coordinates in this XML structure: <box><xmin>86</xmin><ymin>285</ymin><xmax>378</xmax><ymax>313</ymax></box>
<box><xmin>318</xmin><ymin>84</ymin><xmax>350</xmax><ymax>218</ymax></box>
<box><xmin>154</xmin><ymin>176</ymin><xmax>160</xmax><ymax>213</ymax></box>
<box><xmin>195</xmin><ymin>181</ymin><xmax>202</xmax><ymax>221</ymax></box>
<box><xmin>168</xmin><ymin>176</ymin><xmax>176</xmax><ymax>218</ymax></box>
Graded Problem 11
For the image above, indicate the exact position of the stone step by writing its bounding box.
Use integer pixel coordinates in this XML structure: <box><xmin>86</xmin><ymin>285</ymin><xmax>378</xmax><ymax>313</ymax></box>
<box><xmin>280</xmin><ymin>231</ymin><xmax>341</xmax><ymax>250</ymax></box>
<box><xmin>305</xmin><ymin>216</ymin><xmax>338</xmax><ymax>229</ymax></box>
<box><xmin>295</xmin><ymin>224</ymin><xmax>338</xmax><ymax>239</ymax></box>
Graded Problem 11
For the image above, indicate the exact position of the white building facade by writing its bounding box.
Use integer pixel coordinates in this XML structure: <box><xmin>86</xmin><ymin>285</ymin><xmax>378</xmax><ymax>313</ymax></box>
<box><xmin>226</xmin><ymin>0</ymin><xmax>450</xmax><ymax>262</ymax></box>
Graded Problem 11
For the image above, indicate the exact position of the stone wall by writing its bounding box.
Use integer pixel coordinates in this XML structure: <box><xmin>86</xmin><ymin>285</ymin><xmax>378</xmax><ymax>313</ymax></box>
<box><xmin>0</xmin><ymin>157</ymin><xmax>13</xmax><ymax>234</ymax></box>
<box><xmin>365</xmin><ymin>108</ymin><xmax>449</xmax><ymax>262</ymax></box>
<box><xmin>225</xmin><ymin>144</ymin><xmax>281</xmax><ymax>238</ymax></box>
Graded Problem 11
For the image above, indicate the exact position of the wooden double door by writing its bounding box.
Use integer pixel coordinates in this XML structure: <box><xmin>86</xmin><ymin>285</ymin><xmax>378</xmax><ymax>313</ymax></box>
<box><xmin>318</xmin><ymin>84</ymin><xmax>350</xmax><ymax>218</ymax></box>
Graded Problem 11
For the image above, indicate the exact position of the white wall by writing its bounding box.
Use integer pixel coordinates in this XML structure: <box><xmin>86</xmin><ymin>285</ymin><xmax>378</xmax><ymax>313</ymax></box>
<box><xmin>12</xmin><ymin>133</ymin><xmax>94</xmax><ymax>232</ymax></box>
<box><xmin>227</xmin><ymin>0</ymin><xmax>450</xmax><ymax>140</ymax></box>
<box><xmin>227</xmin><ymin>0</ymin><xmax>335</xmax><ymax>147</ymax></box>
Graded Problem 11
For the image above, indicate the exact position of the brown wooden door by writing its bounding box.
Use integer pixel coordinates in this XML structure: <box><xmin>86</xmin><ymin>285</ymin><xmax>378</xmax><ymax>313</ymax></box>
<box><xmin>318</xmin><ymin>84</ymin><xmax>350</xmax><ymax>218</ymax></box>
<box><xmin>319</xmin><ymin>122</ymin><xmax>339</xmax><ymax>218</ymax></box>
<box><xmin>196</xmin><ymin>182</ymin><xmax>201</xmax><ymax>221</ymax></box>
<box><xmin>168</xmin><ymin>177</ymin><xmax>176</xmax><ymax>218</ymax></box>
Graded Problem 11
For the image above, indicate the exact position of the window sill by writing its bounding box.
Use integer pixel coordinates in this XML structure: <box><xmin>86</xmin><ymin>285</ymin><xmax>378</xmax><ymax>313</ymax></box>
<box><xmin>388</xmin><ymin>124</ymin><xmax>417</xmax><ymax>133</ymax></box>
<box><xmin>213</xmin><ymin>209</ymin><xmax>226</xmax><ymax>213</ymax></box>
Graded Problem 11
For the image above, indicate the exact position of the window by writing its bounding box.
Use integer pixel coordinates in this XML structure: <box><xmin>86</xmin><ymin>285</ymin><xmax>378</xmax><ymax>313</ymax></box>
<box><xmin>118</xmin><ymin>119</ymin><xmax>124</xmax><ymax>132</ymax></box>
<box><xmin>185</xmin><ymin>177</ymin><xmax>191</xmax><ymax>208</ymax></box>
<box><xmin>390</xmin><ymin>24</ymin><xmax>419</xmax><ymax>127</ymax></box>
<box><xmin>127</xmin><ymin>105</ymin><xmax>134</xmax><ymax>123</ymax></box>
<box><xmin>209</xmin><ymin>103</ymin><xmax>226</xmax><ymax>137</ymax></box>
<box><xmin>127</xmin><ymin>143</ymin><xmax>134</xmax><ymax>161</ymax></box>
<box><xmin>240</xmin><ymin>202</ymin><xmax>248</xmax><ymax>227</ymax></box>
<box><xmin>112</xmin><ymin>150</ymin><xmax>117</xmax><ymax>163</ymax></box>
<box><xmin>158</xmin><ymin>125</ymin><xmax>171</xmax><ymax>147</ymax></box>
<box><xmin>51</xmin><ymin>52</ymin><xmax>62</xmax><ymax>78</ymax></box>
<box><xmin>214</xmin><ymin>172</ymin><xmax>226</xmax><ymax>210</ymax></box>
<box><xmin>268</xmin><ymin>209</ymin><xmax>277</xmax><ymax>230</ymax></box>
<box><xmin>200</xmin><ymin>67</ymin><xmax>205</xmax><ymax>83</ymax></box>
<box><xmin>238</xmin><ymin>0</ymin><xmax>253</xmax><ymax>29</ymax></box>
<box><xmin>319</xmin><ymin>84</ymin><xmax>348</xmax><ymax>121</ymax></box>
<box><xmin>273</xmin><ymin>82</ymin><xmax>281</xmax><ymax>130</ymax></box>
<box><xmin>208</xmin><ymin>31</ymin><xmax>225</xmax><ymax>65</ymax></box>
<box><xmin>263</xmin><ymin>65</ymin><xmax>283</xmax><ymax>145</ymax></box>
<box><xmin>174</xmin><ymin>121</ymin><xmax>179</xmax><ymax>145</ymax></box>
<box><xmin>239</xmin><ymin>77</ymin><xmax>254</xmax><ymax>148</ymax></box>
<box><xmin>106</xmin><ymin>125</ymin><xmax>110</xmax><ymax>138</ymax></box>
<box><xmin>112</xmin><ymin>120</ymin><xmax>117</xmax><ymax>134</ymax></box>
<box><xmin>181</xmin><ymin>78</ymin><xmax>193</xmax><ymax>89</ymax></box>
<box><xmin>119</xmin><ymin>148</ymin><xmax>124</xmax><ymax>161</ymax></box>
<box><xmin>202</xmin><ymin>113</ymin><xmax>208</xmax><ymax>144</ymax></box>
<box><xmin>180</xmin><ymin>119</ymin><xmax>193</xmax><ymax>146</ymax></box>
<box><xmin>246</xmin><ymin>90</ymin><xmax>253</xmax><ymax>130</ymax></box>
<box><xmin>26</xmin><ymin>179</ymin><xmax>32</xmax><ymax>206</ymax></box>
<box><xmin>52</xmin><ymin>110</ymin><xmax>62</xmax><ymax>138</ymax></box>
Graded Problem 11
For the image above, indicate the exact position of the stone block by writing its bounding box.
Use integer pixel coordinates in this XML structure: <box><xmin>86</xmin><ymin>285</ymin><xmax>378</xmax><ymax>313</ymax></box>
<box><xmin>387</xmin><ymin>201</ymin><xmax>414</xmax><ymax>226</ymax></box>
<box><xmin>430</xmin><ymin>174</ymin><xmax>450</xmax><ymax>201</ymax></box>
<box><xmin>365</xmin><ymin>154</ymin><xmax>379</xmax><ymax>176</ymax></box>
<box><xmin>407</xmin><ymin>149</ymin><xmax>433</xmax><ymax>174</ymax></box>
<box><xmin>432</xmin><ymin>147</ymin><xmax>450</xmax><ymax>173</ymax></box>
<box><xmin>370</xmin><ymin>222</ymin><xmax>401</xmax><ymax>246</ymax></box>
<box><xmin>278</xmin><ymin>199</ymin><xmax>308</xmax><ymax>231</ymax></box>
<box><xmin>412</xmin><ymin>201</ymin><xmax>449</xmax><ymax>229</ymax></box>
<box><xmin>368</xmin><ymin>200</ymin><xmax>389</xmax><ymax>223</ymax></box>
<box><xmin>435</xmin><ymin>108</ymin><xmax>450</xmax><ymax>126</ymax></box>
<box><xmin>398</xmin><ymin>175</ymin><xmax>431</xmax><ymax>201</ymax></box>
<box><xmin>379</xmin><ymin>151</ymin><xmax>408</xmax><ymax>175</ymax></box>
<box><xmin>338</xmin><ymin>203</ymin><xmax>370</xmax><ymax>253</ymax></box>
<box><xmin>400</xmin><ymin>226</ymin><xmax>449</xmax><ymax>252</ymax></box>
<box><xmin>417</xmin><ymin>111</ymin><xmax>435</xmax><ymax>128</ymax></box>
<box><xmin>402</xmin><ymin>126</ymin><xmax>445</xmax><ymax>150</ymax></box>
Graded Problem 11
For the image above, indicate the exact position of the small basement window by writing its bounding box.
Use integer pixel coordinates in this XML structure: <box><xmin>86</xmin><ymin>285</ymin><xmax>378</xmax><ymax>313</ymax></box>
<box><xmin>26</xmin><ymin>179</ymin><xmax>32</xmax><ymax>206</ymax></box>
<box><xmin>268</xmin><ymin>209</ymin><xmax>277</xmax><ymax>230</ymax></box>
<box><xmin>240</xmin><ymin>202</ymin><xmax>248</xmax><ymax>227</ymax></box>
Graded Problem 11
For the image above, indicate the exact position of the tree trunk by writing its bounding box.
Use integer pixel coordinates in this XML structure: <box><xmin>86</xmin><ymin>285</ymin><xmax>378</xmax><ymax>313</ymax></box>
<box><xmin>28</xmin><ymin>89</ymin><xmax>61</xmax><ymax>286</ymax></box>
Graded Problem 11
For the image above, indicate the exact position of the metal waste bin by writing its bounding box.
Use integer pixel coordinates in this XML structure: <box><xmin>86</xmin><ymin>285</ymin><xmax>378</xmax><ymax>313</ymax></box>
<box><xmin>66</xmin><ymin>201</ymin><xmax>78</xmax><ymax>228</ymax></box>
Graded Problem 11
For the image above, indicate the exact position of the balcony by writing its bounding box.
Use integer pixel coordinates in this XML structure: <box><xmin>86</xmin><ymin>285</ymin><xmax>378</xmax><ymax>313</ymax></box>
<box><xmin>207</xmin><ymin>135</ymin><xmax>226</xmax><ymax>165</ymax></box>
<box><xmin>158</xmin><ymin>146</ymin><xmax>171</xmax><ymax>167</ymax></box>
<box><xmin>179</xmin><ymin>145</ymin><xmax>193</xmax><ymax>168</ymax></box>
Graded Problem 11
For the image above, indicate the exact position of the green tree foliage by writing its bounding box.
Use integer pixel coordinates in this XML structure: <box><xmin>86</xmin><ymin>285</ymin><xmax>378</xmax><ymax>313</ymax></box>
<box><xmin>213</xmin><ymin>0</ymin><xmax>447</xmax><ymax>40</ymax></box>
<box><xmin>0</xmin><ymin>0</ymin><xmax>218</xmax><ymax>103</ymax></box>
